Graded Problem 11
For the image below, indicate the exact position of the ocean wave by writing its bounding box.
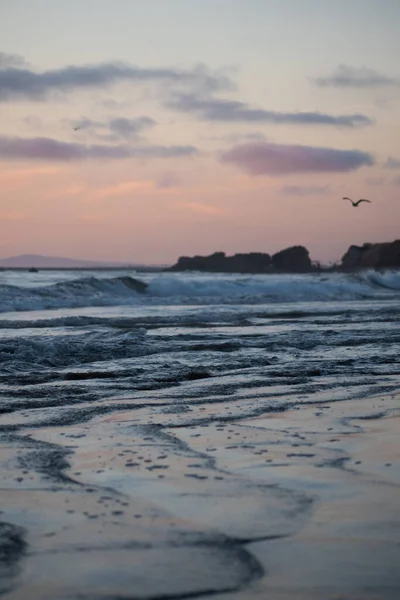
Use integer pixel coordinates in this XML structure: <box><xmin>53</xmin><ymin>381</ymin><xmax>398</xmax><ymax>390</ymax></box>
<box><xmin>0</xmin><ymin>327</ymin><xmax>147</xmax><ymax>371</ymax></box>
<box><xmin>148</xmin><ymin>270</ymin><xmax>400</xmax><ymax>300</ymax></box>
<box><xmin>0</xmin><ymin>271</ymin><xmax>399</xmax><ymax>313</ymax></box>
<box><xmin>0</xmin><ymin>276</ymin><xmax>145</xmax><ymax>313</ymax></box>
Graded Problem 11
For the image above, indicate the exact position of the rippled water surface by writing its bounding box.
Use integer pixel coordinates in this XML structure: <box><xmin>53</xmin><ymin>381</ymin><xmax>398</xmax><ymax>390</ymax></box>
<box><xmin>0</xmin><ymin>269</ymin><xmax>399</xmax><ymax>424</ymax></box>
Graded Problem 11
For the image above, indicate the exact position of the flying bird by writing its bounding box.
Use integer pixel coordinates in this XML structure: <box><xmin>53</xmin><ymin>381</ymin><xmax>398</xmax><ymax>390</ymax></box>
<box><xmin>73</xmin><ymin>126</ymin><xmax>80</xmax><ymax>131</ymax></box>
<box><xmin>342</xmin><ymin>197</ymin><xmax>371</xmax><ymax>207</ymax></box>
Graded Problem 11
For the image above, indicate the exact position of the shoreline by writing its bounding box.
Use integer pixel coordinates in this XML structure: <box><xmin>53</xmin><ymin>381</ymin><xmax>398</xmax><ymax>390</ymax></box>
<box><xmin>1</xmin><ymin>390</ymin><xmax>399</xmax><ymax>598</ymax></box>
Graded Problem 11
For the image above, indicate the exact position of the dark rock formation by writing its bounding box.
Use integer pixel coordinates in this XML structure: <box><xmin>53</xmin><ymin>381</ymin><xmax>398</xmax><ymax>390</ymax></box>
<box><xmin>169</xmin><ymin>252</ymin><xmax>272</xmax><ymax>273</ymax></box>
<box><xmin>169</xmin><ymin>241</ymin><xmax>399</xmax><ymax>274</ymax></box>
<box><xmin>341</xmin><ymin>240</ymin><xmax>400</xmax><ymax>269</ymax></box>
<box><xmin>271</xmin><ymin>246</ymin><xmax>312</xmax><ymax>273</ymax></box>
<box><xmin>169</xmin><ymin>246</ymin><xmax>313</xmax><ymax>273</ymax></box>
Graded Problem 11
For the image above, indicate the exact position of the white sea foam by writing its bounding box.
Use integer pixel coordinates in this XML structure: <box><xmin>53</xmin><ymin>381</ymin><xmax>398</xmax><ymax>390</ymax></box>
<box><xmin>147</xmin><ymin>271</ymin><xmax>400</xmax><ymax>300</ymax></box>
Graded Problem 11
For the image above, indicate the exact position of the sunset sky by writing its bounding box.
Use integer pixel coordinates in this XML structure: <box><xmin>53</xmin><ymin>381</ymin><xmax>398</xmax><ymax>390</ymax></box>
<box><xmin>1</xmin><ymin>0</ymin><xmax>399</xmax><ymax>264</ymax></box>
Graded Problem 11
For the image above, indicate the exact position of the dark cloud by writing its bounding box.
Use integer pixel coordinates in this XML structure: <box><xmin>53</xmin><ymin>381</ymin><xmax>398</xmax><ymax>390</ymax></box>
<box><xmin>109</xmin><ymin>117</ymin><xmax>156</xmax><ymax>139</ymax></box>
<box><xmin>0</xmin><ymin>60</ymin><xmax>231</xmax><ymax>102</ymax></box>
<box><xmin>0</xmin><ymin>135</ymin><xmax>197</xmax><ymax>161</ymax></box>
<box><xmin>315</xmin><ymin>65</ymin><xmax>400</xmax><ymax>88</ymax></box>
<box><xmin>0</xmin><ymin>52</ymin><xmax>27</xmax><ymax>68</ymax></box>
<box><xmin>221</xmin><ymin>142</ymin><xmax>374</xmax><ymax>176</ymax></box>
<box><xmin>166</xmin><ymin>93</ymin><xmax>372</xmax><ymax>127</ymax></box>
<box><xmin>384</xmin><ymin>156</ymin><xmax>400</xmax><ymax>169</ymax></box>
<box><xmin>281</xmin><ymin>185</ymin><xmax>331</xmax><ymax>196</ymax></box>
<box><xmin>72</xmin><ymin>116</ymin><xmax>156</xmax><ymax>139</ymax></box>
<box><xmin>100</xmin><ymin>98</ymin><xmax>130</xmax><ymax>110</ymax></box>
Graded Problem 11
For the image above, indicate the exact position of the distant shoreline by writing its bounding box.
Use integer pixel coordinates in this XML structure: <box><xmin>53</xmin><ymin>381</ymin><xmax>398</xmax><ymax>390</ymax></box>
<box><xmin>0</xmin><ymin>266</ymin><xmax>166</xmax><ymax>272</ymax></box>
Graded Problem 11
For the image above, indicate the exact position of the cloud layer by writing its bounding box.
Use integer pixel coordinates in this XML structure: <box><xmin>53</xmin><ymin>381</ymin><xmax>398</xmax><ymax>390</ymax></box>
<box><xmin>0</xmin><ymin>56</ymin><xmax>375</xmax><ymax>133</ymax></box>
<box><xmin>221</xmin><ymin>142</ymin><xmax>374</xmax><ymax>175</ymax></box>
<box><xmin>315</xmin><ymin>65</ymin><xmax>400</xmax><ymax>88</ymax></box>
<box><xmin>72</xmin><ymin>116</ymin><xmax>156</xmax><ymax>140</ymax></box>
<box><xmin>0</xmin><ymin>135</ymin><xmax>197</xmax><ymax>161</ymax></box>
<box><xmin>167</xmin><ymin>93</ymin><xmax>372</xmax><ymax>127</ymax></box>
<box><xmin>0</xmin><ymin>52</ymin><xmax>27</xmax><ymax>68</ymax></box>
<box><xmin>384</xmin><ymin>156</ymin><xmax>400</xmax><ymax>169</ymax></box>
<box><xmin>281</xmin><ymin>185</ymin><xmax>331</xmax><ymax>196</ymax></box>
<box><xmin>0</xmin><ymin>60</ymin><xmax>230</xmax><ymax>101</ymax></box>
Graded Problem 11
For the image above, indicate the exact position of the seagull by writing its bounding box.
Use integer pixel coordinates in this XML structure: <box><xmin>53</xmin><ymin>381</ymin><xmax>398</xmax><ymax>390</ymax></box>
<box><xmin>73</xmin><ymin>126</ymin><xmax>80</xmax><ymax>131</ymax></box>
<box><xmin>343</xmin><ymin>197</ymin><xmax>371</xmax><ymax>207</ymax></box>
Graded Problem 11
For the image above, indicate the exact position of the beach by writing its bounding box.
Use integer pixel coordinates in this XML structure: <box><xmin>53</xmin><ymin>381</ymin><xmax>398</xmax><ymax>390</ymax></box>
<box><xmin>0</xmin><ymin>269</ymin><xmax>399</xmax><ymax>598</ymax></box>
<box><xmin>2</xmin><ymin>1</ymin><xmax>400</xmax><ymax>595</ymax></box>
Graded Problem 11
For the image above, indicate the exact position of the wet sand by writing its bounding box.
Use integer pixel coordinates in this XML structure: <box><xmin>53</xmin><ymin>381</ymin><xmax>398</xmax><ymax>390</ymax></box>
<box><xmin>1</xmin><ymin>392</ymin><xmax>399</xmax><ymax>599</ymax></box>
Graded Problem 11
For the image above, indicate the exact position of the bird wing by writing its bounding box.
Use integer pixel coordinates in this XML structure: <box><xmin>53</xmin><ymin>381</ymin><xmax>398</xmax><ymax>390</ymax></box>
<box><xmin>356</xmin><ymin>199</ymin><xmax>371</xmax><ymax>205</ymax></box>
<box><xmin>342</xmin><ymin>197</ymin><xmax>353</xmax><ymax>202</ymax></box>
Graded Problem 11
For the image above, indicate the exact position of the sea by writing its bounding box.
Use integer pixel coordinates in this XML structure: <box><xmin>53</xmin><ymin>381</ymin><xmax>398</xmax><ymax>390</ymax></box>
<box><xmin>1</xmin><ymin>268</ymin><xmax>400</xmax><ymax>597</ymax></box>
<box><xmin>1</xmin><ymin>268</ymin><xmax>399</xmax><ymax>423</ymax></box>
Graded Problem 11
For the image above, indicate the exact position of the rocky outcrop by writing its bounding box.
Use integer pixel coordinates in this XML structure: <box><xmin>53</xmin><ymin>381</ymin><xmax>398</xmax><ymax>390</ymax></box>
<box><xmin>169</xmin><ymin>246</ymin><xmax>313</xmax><ymax>273</ymax></box>
<box><xmin>271</xmin><ymin>246</ymin><xmax>312</xmax><ymax>273</ymax></box>
<box><xmin>169</xmin><ymin>252</ymin><xmax>272</xmax><ymax>273</ymax></box>
<box><xmin>169</xmin><ymin>241</ymin><xmax>400</xmax><ymax>274</ymax></box>
<box><xmin>341</xmin><ymin>240</ymin><xmax>400</xmax><ymax>269</ymax></box>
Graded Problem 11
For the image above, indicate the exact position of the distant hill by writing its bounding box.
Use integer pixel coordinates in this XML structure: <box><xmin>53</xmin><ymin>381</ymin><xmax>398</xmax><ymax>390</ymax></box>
<box><xmin>0</xmin><ymin>254</ymin><xmax>135</xmax><ymax>269</ymax></box>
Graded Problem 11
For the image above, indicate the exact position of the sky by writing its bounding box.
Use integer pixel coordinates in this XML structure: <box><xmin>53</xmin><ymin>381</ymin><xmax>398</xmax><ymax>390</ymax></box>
<box><xmin>0</xmin><ymin>0</ymin><xmax>399</xmax><ymax>265</ymax></box>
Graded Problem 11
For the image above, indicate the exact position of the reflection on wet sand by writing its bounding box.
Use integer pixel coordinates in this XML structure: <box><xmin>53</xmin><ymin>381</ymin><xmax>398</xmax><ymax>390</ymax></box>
<box><xmin>1</xmin><ymin>392</ymin><xmax>399</xmax><ymax>599</ymax></box>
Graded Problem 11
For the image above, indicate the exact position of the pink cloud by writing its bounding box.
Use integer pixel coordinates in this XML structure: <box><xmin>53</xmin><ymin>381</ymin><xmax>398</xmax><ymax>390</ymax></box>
<box><xmin>0</xmin><ymin>210</ymin><xmax>28</xmax><ymax>220</ymax></box>
<box><xmin>0</xmin><ymin>166</ymin><xmax>60</xmax><ymax>185</ymax></box>
<box><xmin>91</xmin><ymin>180</ymin><xmax>155</xmax><ymax>198</ymax></box>
<box><xmin>221</xmin><ymin>142</ymin><xmax>374</xmax><ymax>176</ymax></box>
<box><xmin>170</xmin><ymin>201</ymin><xmax>225</xmax><ymax>215</ymax></box>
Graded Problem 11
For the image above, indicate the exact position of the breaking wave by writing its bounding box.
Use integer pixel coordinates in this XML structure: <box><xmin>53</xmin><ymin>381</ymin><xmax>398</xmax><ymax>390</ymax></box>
<box><xmin>0</xmin><ymin>271</ymin><xmax>399</xmax><ymax>313</ymax></box>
